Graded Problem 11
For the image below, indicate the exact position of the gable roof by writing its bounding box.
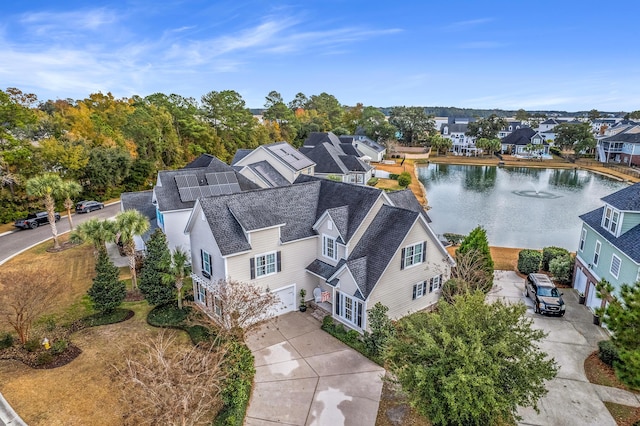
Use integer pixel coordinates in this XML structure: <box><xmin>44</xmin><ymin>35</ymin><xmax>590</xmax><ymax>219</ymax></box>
<box><xmin>299</xmin><ymin>143</ymin><xmax>371</xmax><ymax>175</ymax></box>
<box><xmin>346</xmin><ymin>205</ymin><xmax>419</xmax><ymax>298</ymax></box>
<box><xmin>303</xmin><ymin>132</ymin><xmax>342</xmax><ymax>149</ymax></box>
<box><xmin>245</xmin><ymin>161</ymin><xmax>290</xmax><ymax>187</ymax></box>
<box><xmin>184</xmin><ymin>154</ymin><xmax>223</xmax><ymax>169</ymax></box>
<box><xmin>231</xmin><ymin>149</ymin><xmax>252</xmax><ymax>165</ymax></box>
<box><xmin>601</xmin><ymin>132</ymin><xmax>640</xmax><ymax>144</ymax></box>
<box><xmin>440</xmin><ymin>123</ymin><xmax>468</xmax><ymax>134</ymax></box>
<box><xmin>501</xmin><ymin>127</ymin><xmax>538</xmax><ymax>145</ymax></box>
<box><xmin>339</xmin><ymin>135</ymin><xmax>386</xmax><ymax>153</ymax></box>
<box><xmin>339</xmin><ymin>143</ymin><xmax>362</xmax><ymax>157</ymax></box>
<box><xmin>263</xmin><ymin>141</ymin><xmax>315</xmax><ymax>171</ymax></box>
<box><xmin>386</xmin><ymin>189</ymin><xmax>432</xmax><ymax>223</ymax></box>
<box><xmin>580</xmin><ymin>207</ymin><xmax>640</xmax><ymax>263</ymax></box>
<box><xmin>155</xmin><ymin>162</ymin><xmax>260</xmax><ymax>212</ymax></box>
<box><xmin>601</xmin><ymin>182</ymin><xmax>640</xmax><ymax>211</ymax></box>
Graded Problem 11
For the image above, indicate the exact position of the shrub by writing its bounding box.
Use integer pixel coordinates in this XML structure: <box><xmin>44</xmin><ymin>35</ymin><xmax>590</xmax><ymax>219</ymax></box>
<box><xmin>36</xmin><ymin>351</ymin><xmax>54</xmax><ymax>366</ymax></box>
<box><xmin>187</xmin><ymin>325</ymin><xmax>212</xmax><ymax>345</ymax></box>
<box><xmin>549</xmin><ymin>255</ymin><xmax>572</xmax><ymax>284</ymax></box>
<box><xmin>542</xmin><ymin>246</ymin><xmax>570</xmax><ymax>271</ymax></box>
<box><xmin>518</xmin><ymin>249</ymin><xmax>542</xmax><ymax>275</ymax></box>
<box><xmin>389</xmin><ymin>173</ymin><xmax>399</xmax><ymax>180</ymax></box>
<box><xmin>51</xmin><ymin>339</ymin><xmax>68</xmax><ymax>355</ymax></box>
<box><xmin>364</xmin><ymin>302</ymin><xmax>395</xmax><ymax>357</ymax></box>
<box><xmin>367</xmin><ymin>177</ymin><xmax>379</xmax><ymax>186</ymax></box>
<box><xmin>322</xmin><ymin>315</ymin><xmax>334</xmax><ymax>329</ymax></box>
<box><xmin>397</xmin><ymin>172</ymin><xmax>412</xmax><ymax>187</ymax></box>
<box><xmin>215</xmin><ymin>341</ymin><xmax>255</xmax><ymax>426</ymax></box>
<box><xmin>0</xmin><ymin>333</ymin><xmax>14</xmax><ymax>350</ymax></box>
<box><xmin>147</xmin><ymin>302</ymin><xmax>190</xmax><ymax>327</ymax></box>
<box><xmin>24</xmin><ymin>339</ymin><xmax>40</xmax><ymax>352</ymax></box>
<box><xmin>598</xmin><ymin>340</ymin><xmax>620</xmax><ymax>366</ymax></box>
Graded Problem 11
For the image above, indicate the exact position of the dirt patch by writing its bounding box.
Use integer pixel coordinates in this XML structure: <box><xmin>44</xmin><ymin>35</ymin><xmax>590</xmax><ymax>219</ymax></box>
<box><xmin>584</xmin><ymin>351</ymin><xmax>639</xmax><ymax>394</ymax></box>
<box><xmin>376</xmin><ymin>379</ymin><xmax>430</xmax><ymax>426</ymax></box>
<box><xmin>45</xmin><ymin>240</ymin><xmax>80</xmax><ymax>253</ymax></box>
<box><xmin>603</xmin><ymin>401</ymin><xmax>640</xmax><ymax>426</ymax></box>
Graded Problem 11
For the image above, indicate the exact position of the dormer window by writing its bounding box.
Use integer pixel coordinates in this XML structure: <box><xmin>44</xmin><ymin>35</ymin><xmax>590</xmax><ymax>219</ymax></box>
<box><xmin>602</xmin><ymin>206</ymin><xmax>620</xmax><ymax>235</ymax></box>
<box><xmin>323</xmin><ymin>235</ymin><xmax>337</xmax><ymax>260</ymax></box>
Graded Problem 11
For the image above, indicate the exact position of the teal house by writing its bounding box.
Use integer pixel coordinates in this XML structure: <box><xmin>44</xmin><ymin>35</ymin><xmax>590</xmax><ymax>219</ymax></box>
<box><xmin>573</xmin><ymin>182</ymin><xmax>640</xmax><ymax>313</ymax></box>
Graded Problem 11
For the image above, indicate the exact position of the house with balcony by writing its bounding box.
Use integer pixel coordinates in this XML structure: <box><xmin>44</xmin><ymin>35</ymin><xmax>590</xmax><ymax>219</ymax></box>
<box><xmin>500</xmin><ymin>127</ymin><xmax>551</xmax><ymax>156</ymax></box>
<box><xmin>185</xmin><ymin>175</ymin><xmax>453</xmax><ymax>332</ymax></box>
<box><xmin>573</xmin><ymin>183</ymin><xmax>640</xmax><ymax>313</ymax></box>
<box><xmin>440</xmin><ymin>121</ymin><xmax>477</xmax><ymax>155</ymax></box>
<box><xmin>596</xmin><ymin>124</ymin><xmax>640</xmax><ymax>165</ymax></box>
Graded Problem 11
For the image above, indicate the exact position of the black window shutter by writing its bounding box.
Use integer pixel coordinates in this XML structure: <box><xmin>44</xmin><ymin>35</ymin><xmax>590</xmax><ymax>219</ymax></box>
<box><xmin>276</xmin><ymin>251</ymin><xmax>282</xmax><ymax>272</ymax></box>
<box><xmin>200</xmin><ymin>249</ymin><xmax>204</xmax><ymax>269</ymax></box>
<box><xmin>335</xmin><ymin>291</ymin><xmax>341</xmax><ymax>315</ymax></box>
<box><xmin>412</xmin><ymin>284</ymin><xmax>417</xmax><ymax>300</ymax></box>
<box><xmin>429</xmin><ymin>278</ymin><xmax>433</xmax><ymax>293</ymax></box>
<box><xmin>401</xmin><ymin>248</ymin><xmax>406</xmax><ymax>270</ymax></box>
<box><xmin>250</xmin><ymin>258</ymin><xmax>255</xmax><ymax>279</ymax></box>
<box><xmin>357</xmin><ymin>302</ymin><xmax>362</xmax><ymax>327</ymax></box>
<box><xmin>422</xmin><ymin>242</ymin><xmax>427</xmax><ymax>262</ymax></box>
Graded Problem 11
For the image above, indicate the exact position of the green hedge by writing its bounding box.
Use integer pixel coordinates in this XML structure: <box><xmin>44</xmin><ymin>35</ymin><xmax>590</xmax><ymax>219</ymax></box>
<box><xmin>598</xmin><ymin>340</ymin><xmax>620</xmax><ymax>367</ymax></box>
<box><xmin>367</xmin><ymin>177</ymin><xmax>379</xmax><ymax>186</ymax></box>
<box><xmin>214</xmin><ymin>341</ymin><xmax>255</xmax><ymax>426</ymax></box>
<box><xmin>518</xmin><ymin>249</ymin><xmax>542</xmax><ymax>275</ymax></box>
<box><xmin>389</xmin><ymin>173</ymin><xmax>399</xmax><ymax>180</ymax></box>
<box><xmin>542</xmin><ymin>246</ymin><xmax>569</xmax><ymax>271</ymax></box>
<box><xmin>321</xmin><ymin>316</ymin><xmax>382</xmax><ymax>365</ymax></box>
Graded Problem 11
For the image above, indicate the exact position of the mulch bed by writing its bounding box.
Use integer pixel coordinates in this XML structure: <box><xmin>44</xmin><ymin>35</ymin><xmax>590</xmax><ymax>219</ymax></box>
<box><xmin>0</xmin><ymin>344</ymin><xmax>82</xmax><ymax>369</ymax></box>
<box><xmin>46</xmin><ymin>240</ymin><xmax>80</xmax><ymax>253</ymax></box>
<box><xmin>125</xmin><ymin>290</ymin><xmax>145</xmax><ymax>302</ymax></box>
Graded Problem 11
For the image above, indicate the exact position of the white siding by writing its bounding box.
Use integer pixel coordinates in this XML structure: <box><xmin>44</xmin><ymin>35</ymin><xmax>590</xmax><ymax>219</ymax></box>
<box><xmin>189</xmin><ymin>208</ymin><xmax>226</xmax><ymax>282</ymax></box>
<box><xmin>315</xmin><ymin>216</ymin><xmax>345</xmax><ymax>265</ymax></box>
<box><xmin>367</xmin><ymin>220</ymin><xmax>451</xmax><ymax>321</ymax></box>
<box><xmin>235</xmin><ymin>148</ymin><xmax>297</xmax><ymax>183</ymax></box>
<box><xmin>163</xmin><ymin>209</ymin><xmax>192</xmax><ymax>255</ymax></box>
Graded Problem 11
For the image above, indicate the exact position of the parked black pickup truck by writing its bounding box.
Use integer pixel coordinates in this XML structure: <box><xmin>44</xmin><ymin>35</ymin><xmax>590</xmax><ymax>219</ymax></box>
<box><xmin>14</xmin><ymin>211</ymin><xmax>61</xmax><ymax>229</ymax></box>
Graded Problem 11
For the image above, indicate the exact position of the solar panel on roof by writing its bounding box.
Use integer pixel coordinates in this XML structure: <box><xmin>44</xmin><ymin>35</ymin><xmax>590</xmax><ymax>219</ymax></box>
<box><xmin>210</xmin><ymin>185</ymin><xmax>222</xmax><ymax>196</ymax></box>
<box><xmin>175</xmin><ymin>175</ymin><xmax>188</xmax><ymax>188</ymax></box>
<box><xmin>178</xmin><ymin>187</ymin><xmax>191</xmax><ymax>202</ymax></box>
<box><xmin>230</xmin><ymin>183</ymin><xmax>241</xmax><ymax>193</ymax></box>
<box><xmin>205</xmin><ymin>172</ymin><xmax>220</xmax><ymax>185</ymax></box>
<box><xmin>185</xmin><ymin>175</ymin><xmax>199</xmax><ymax>187</ymax></box>
<box><xmin>200</xmin><ymin>186</ymin><xmax>212</xmax><ymax>197</ymax></box>
<box><xmin>225</xmin><ymin>171</ymin><xmax>237</xmax><ymax>183</ymax></box>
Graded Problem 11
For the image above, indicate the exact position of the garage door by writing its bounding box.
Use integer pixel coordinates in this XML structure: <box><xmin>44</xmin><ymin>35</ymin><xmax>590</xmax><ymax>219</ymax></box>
<box><xmin>586</xmin><ymin>282</ymin><xmax>601</xmax><ymax>311</ymax></box>
<box><xmin>574</xmin><ymin>268</ymin><xmax>587</xmax><ymax>294</ymax></box>
<box><xmin>272</xmin><ymin>284</ymin><xmax>296</xmax><ymax>315</ymax></box>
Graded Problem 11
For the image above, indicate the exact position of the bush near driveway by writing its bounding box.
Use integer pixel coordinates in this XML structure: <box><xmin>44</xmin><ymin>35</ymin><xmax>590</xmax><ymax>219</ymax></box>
<box><xmin>518</xmin><ymin>249</ymin><xmax>542</xmax><ymax>275</ymax></box>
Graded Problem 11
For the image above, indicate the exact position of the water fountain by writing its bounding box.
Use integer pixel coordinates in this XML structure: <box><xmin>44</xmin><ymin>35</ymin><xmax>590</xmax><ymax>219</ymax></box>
<box><xmin>512</xmin><ymin>182</ymin><xmax>561</xmax><ymax>199</ymax></box>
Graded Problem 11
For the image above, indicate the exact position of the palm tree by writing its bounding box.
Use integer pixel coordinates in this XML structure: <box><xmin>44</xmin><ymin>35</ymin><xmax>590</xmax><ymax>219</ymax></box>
<box><xmin>26</xmin><ymin>173</ymin><xmax>63</xmax><ymax>249</ymax></box>
<box><xmin>71</xmin><ymin>218</ymin><xmax>116</xmax><ymax>255</ymax></box>
<box><xmin>114</xmin><ymin>210</ymin><xmax>150</xmax><ymax>290</ymax></box>
<box><xmin>162</xmin><ymin>248</ymin><xmax>191</xmax><ymax>309</ymax></box>
<box><xmin>58</xmin><ymin>180</ymin><xmax>83</xmax><ymax>231</ymax></box>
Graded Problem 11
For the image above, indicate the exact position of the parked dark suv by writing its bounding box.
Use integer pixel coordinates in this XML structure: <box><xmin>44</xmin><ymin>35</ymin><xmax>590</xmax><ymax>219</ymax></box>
<box><xmin>14</xmin><ymin>211</ymin><xmax>61</xmax><ymax>229</ymax></box>
<box><xmin>75</xmin><ymin>200</ymin><xmax>104</xmax><ymax>213</ymax></box>
<box><xmin>525</xmin><ymin>273</ymin><xmax>565</xmax><ymax>316</ymax></box>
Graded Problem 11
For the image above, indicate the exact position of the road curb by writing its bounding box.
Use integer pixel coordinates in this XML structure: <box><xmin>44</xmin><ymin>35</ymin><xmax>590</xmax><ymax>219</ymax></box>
<box><xmin>0</xmin><ymin>392</ymin><xmax>26</xmax><ymax>426</ymax></box>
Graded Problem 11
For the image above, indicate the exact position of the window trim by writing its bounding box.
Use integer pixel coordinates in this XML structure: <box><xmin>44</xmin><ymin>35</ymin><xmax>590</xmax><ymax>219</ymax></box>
<box><xmin>334</xmin><ymin>291</ymin><xmax>363</xmax><ymax>328</ymax></box>
<box><xmin>429</xmin><ymin>274</ymin><xmax>442</xmax><ymax>292</ymax></box>
<box><xmin>412</xmin><ymin>281</ymin><xmax>427</xmax><ymax>299</ymax></box>
<box><xmin>401</xmin><ymin>242</ymin><xmax>426</xmax><ymax>269</ymax></box>
<box><xmin>322</xmin><ymin>234</ymin><xmax>338</xmax><ymax>260</ymax></box>
<box><xmin>201</xmin><ymin>250</ymin><xmax>212</xmax><ymax>278</ymax></box>
<box><xmin>602</xmin><ymin>206</ymin><xmax>621</xmax><ymax>235</ymax></box>
<box><xmin>610</xmin><ymin>254</ymin><xmax>621</xmax><ymax>279</ymax></box>
<box><xmin>593</xmin><ymin>240</ymin><xmax>601</xmax><ymax>266</ymax></box>
<box><xmin>255</xmin><ymin>251</ymin><xmax>277</xmax><ymax>278</ymax></box>
<box><xmin>579</xmin><ymin>228</ymin><xmax>586</xmax><ymax>252</ymax></box>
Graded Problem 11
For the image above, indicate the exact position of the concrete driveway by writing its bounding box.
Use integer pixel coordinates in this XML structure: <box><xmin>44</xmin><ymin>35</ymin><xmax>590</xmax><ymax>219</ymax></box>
<box><xmin>244</xmin><ymin>311</ymin><xmax>385</xmax><ymax>426</ymax></box>
<box><xmin>489</xmin><ymin>270</ymin><xmax>640</xmax><ymax>426</ymax></box>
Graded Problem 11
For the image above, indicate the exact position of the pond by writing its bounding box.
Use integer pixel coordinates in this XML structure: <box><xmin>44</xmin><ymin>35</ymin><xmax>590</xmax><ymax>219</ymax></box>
<box><xmin>418</xmin><ymin>164</ymin><xmax>629</xmax><ymax>250</ymax></box>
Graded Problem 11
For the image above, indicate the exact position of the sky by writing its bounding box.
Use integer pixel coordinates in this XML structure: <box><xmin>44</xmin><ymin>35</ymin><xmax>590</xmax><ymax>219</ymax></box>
<box><xmin>2</xmin><ymin>0</ymin><xmax>640</xmax><ymax>112</ymax></box>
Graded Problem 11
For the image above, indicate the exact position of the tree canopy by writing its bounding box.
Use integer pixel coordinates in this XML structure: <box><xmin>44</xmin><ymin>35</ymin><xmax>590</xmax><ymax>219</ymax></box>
<box><xmin>465</xmin><ymin>114</ymin><xmax>508</xmax><ymax>139</ymax></box>
<box><xmin>553</xmin><ymin>122</ymin><xmax>596</xmax><ymax>156</ymax></box>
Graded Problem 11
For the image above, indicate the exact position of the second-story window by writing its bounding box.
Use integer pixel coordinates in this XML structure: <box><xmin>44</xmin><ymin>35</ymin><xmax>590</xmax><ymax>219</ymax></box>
<box><xmin>603</xmin><ymin>206</ymin><xmax>620</xmax><ymax>235</ymax></box>
<box><xmin>201</xmin><ymin>250</ymin><xmax>211</xmax><ymax>278</ymax></box>
<box><xmin>579</xmin><ymin>228</ymin><xmax>586</xmax><ymax>252</ymax></box>
<box><xmin>401</xmin><ymin>242</ymin><xmax>426</xmax><ymax>269</ymax></box>
<box><xmin>250</xmin><ymin>251</ymin><xmax>281</xmax><ymax>279</ymax></box>
<box><xmin>323</xmin><ymin>235</ymin><xmax>337</xmax><ymax>260</ymax></box>
<box><xmin>593</xmin><ymin>241</ymin><xmax>601</xmax><ymax>266</ymax></box>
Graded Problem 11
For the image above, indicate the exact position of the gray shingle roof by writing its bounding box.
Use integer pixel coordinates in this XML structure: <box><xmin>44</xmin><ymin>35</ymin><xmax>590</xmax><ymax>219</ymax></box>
<box><xmin>601</xmin><ymin>133</ymin><xmax>640</xmax><ymax>144</ymax></box>
<box><xmin>347</xmin><ymin>205</ymin><xmax>419</xmax><ymax>298</ymax></box>
<box><xmin>199</xmin><ymin>182</ymin><xmax>321</xmax><ymax>256</ymax></box>
<box><xmin>295</xmin><ymin>175</ymin><xmax>382</xmax><ymax>242</ymax></box>
<box><xmin>231</xmin><ymin>149</ymin><xmax>252</xmax><ymax>165</ymax></box>
<box><xmin>440</xmin><ymin>123</ymin><xmax>468</xmax><ymax>134</ymax></box>
<box><xmin>386</xmin><ymin>189</ymin><xmax>432</xmax><ymax>223</ymax></box>
<box><xmin>303</xmin><ymin>132</ymin><xmax>342</xmax><ymax>149</ymax></box>
<box><xmin>120</xmin><ymin>190</ymin><xmax>158</xmax><ymax>241</ymax></box>
<box><xmin>299</xmin><ymin>143</ymin><xmax>371</xmax><ymax>175</ymax></box>
<box><xmin>247</xmin><ymin>161</ymin><xmax>290</xmax><ymax>187</ymax></box>
<box><xmin>580</xmin><ymin>207</ymin><xmax>640</xmax><ymax>263</ymax></box>
<box><xmin>155</xmin><ymin>163</ymin><xmax>260</xmax><ymax>212</ymax></box>
<box><xmin>501</xmin><ymin>127</ymin><xmax>538</xmax><ymax>145</ymax></box>
<box><xmin>340</xmin><ymin>135</ymin><xmax>385</xmax><ymax>153</ymax></box>
<box><xmin>326</xmin><ymin>206</ymin><xmax>349</xmax><ymax>242</ymax></box>
<box><xmin>184</xmin><ymin>154</ymin><xmax>223</xmax><ymax>169</ymax></box>
<box><xmin>339</xmin><ymin>144</ymin><xmax>362</xmax><ymax>157</ymax></box>
<box><xmin>601</xmin><ymin>183</ymin><xmax>640</xmax><ymax>211</ymax></box>
<box><xmin>305</xmin><ymin>259</ymin><xmax>339</xmax><ymax>279</ymax></box>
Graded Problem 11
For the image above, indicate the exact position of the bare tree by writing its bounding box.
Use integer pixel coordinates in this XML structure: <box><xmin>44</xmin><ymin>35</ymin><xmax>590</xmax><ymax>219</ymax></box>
<box><xmin>0</xmin><ymin>269</ymin><xmax>62</xmax><ymax>344</ymax></box>
<box><xmin>441</xmin><ymin>248</ymin><xmax>494</xmax><ymax>303</ymax></box>
<box><xmin>115</xmin><ymin>331</ymin><xmax>228</xmax><ymax>426</ymax></box>
<box><xmin>200</xmin><ymin>279</ymin><xmax>279</xmax><ymax>335</ymax></box>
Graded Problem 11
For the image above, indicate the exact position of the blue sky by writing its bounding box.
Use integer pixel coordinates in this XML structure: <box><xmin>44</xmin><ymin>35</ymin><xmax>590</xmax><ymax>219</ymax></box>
<box><xmin>2</xmin><ymin>0</ymin><xmax>639</xmax><ymax>112</ymax></box>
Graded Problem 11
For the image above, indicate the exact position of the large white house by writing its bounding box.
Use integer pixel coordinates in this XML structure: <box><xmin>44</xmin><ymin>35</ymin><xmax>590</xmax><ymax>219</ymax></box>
<box><xmin>185</xmin><ymin>175</ymin><xmax>453</xmax><ymax>332</ymax></box>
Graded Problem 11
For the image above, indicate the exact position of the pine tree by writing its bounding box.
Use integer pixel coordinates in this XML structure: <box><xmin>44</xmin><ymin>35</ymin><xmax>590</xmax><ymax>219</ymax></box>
<box><xmin>139</xmin><ymin>229</ymin><xmax>175</xmax><ymax>305</ymax></box>
<box><xmin>88</xmin><ymin>251</ymin><xmax>126</xmax><ymax>313</ymax></box>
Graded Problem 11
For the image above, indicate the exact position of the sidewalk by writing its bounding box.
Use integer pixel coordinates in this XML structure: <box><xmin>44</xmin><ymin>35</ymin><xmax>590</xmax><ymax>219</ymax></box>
<box><xmin>0</xmin><ymin>393</ymin><xmax>26</xmax><ymax>426</ymax></box>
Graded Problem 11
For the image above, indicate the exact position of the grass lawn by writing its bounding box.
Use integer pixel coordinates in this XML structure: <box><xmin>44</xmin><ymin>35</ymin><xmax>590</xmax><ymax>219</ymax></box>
<box><xmin>603</xmin><ymin>402</ymin><xmax>640</xmax><ymax>426</ymax></box>
<box><xmin>0</xmin><ymin>237</ymin><xmax>195</xmax><ymax>425</ymax></box>
<box><xmin>446</xmin><ymin>245</ymin><xmax>522</xmax><ymax>272</ymax></box>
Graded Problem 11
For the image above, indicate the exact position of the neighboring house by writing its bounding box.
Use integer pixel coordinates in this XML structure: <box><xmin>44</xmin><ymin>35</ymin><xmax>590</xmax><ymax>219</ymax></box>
<box><xmin>573</xmin><ymin>183</ymin><xmax>640</xmax><ymax>314</ymax></box>
<box><xmin>339</xmin><ymin>135</ymin><xmax>387</xmax><ymax>162</ymax></box>
<box><xmin>440</xmin><ymin>122</ymin><xmax>477</xmax><ymax>155</ymax></box>
<box><xmin>151</xmin><ymin>154</ymin><xmax>260</xmax><ymax>255</ymax></box>
<box><xmin>120</xmin><ymin>190</ymin><xmax>157</xmax><ymax>252</ymax></box>
<box><xmin>300</xmin><ymin>132</ymin><xmax>373</xmax><ymax>185</ymax></box>
<box><xmin>497</xmin><ymin>121</ymin><xmax>525</xmax><ymax>139</ymax></box>
<box><xmin>538</xmin><ymin>118</ymin><xmax>565</xmax><ymax>132</ymax></box>
<box><xmin>500</xmin><ymin>127</ymin><xmax>550</xmax><ymax>156</ymax></box>
<box><xmin>231</xmin><ymin>141</ymin><xmax>315</xmax><ymax>187</ymax></box>
<box><xmin>185</xmin><ymin>175</ymin><xmax>453</xmax><ymax>332</ymax></box>
<box><xmin>597</xmin><ymin>125</ymin><xmax>640</xmax><ymax>165</ymax></box>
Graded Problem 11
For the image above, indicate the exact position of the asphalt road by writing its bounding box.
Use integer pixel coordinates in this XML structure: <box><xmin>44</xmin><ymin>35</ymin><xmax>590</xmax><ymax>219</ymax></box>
<box><xmin>0</xmin><ymin>202</ymin><xmax>121</xmax><ymax>265</ymax></box>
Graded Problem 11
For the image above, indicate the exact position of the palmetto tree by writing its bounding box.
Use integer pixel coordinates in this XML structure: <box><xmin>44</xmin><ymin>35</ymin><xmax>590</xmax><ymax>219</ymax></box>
<box><xmin>71</xmin><ymin>218</ymin><xmax>116</xmax><ymax>255</ymax></box>
<box><xmin>162</xmin><ymin>248</ymin><xmax>191</xmax><ymax>309</ymax></box>
<box><xmin>114</xmin><ymin>210</ymin><xmax>150</xmax><ymax>290</ymax></box>
<box><xmin>26</xmin><ymin>173</ymin><xmax>63</xmax><ymax>249</ymax></box>
<box><xmin>58</xmin><ymin>180</ymin><xmax>83</xmax><ymax>231</ymax></box>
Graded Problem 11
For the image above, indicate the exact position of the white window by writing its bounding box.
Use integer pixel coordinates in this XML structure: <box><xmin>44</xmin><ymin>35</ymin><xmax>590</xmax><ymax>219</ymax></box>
<box><xmin>610</xmin><ymin>254</ymin><xmax>621</xmax><ymax>279</ymax></box>
<box><xmin>255</xmin><ymin>252</ymin><xmax>277</xmax><ymax>277</ymax></box>
<box><xmin>602</xmin><ymin>206</ymin><xmax>620</xmax><ymax>235</ymax></box>
<box><xmin>429</xmin><ymin>274</ymin><xmax>442</xmax><ymax>292</ymax></box>
<box><xmin>579</xmin><ymin>229</ymin><xmax>586</xmax><ymax>252</ymax></box>
<box><xmin>335</xmin><ymin>291</ymin><xmax>363</xmax><ymax>328</ymax></box>
<box><xmin>412</xmin><ymin>281</ymin><xmax>427</xmax><ymax>299</ymax></box>
<box><xmin>323</xmin><ymin>235</ymin><xmax>337</xmax><ymax>260</ymax></box>
<box><xmin>402</xmin><ymin>242</ymin><xmax>425</xmax><ymax>269</ymax></box>
<box><xmin>213</xmin><ymin>296</ymin><xmax>222</xmax><ymax>317</ymax></box>
<box><xmin>196</xmin><ymin>282</ymin><xmax>207</xmax><ymax>304</ymax></box>
<box><xmin>201</xmin><ymin>250</ymin><xmax>211</xmax><ymax>278</ymax></box>
<box><xmin>594</xmin><ymin>241</ymin><xmax>601</xmax><ymax>266</ymax></box>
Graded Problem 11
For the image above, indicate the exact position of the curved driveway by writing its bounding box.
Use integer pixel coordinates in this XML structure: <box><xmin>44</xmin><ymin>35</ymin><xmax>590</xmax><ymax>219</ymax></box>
<box><xmin>0</xmin><ymin>203</ymin><xmax>121</xmax><ymax>266</ymax></box>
